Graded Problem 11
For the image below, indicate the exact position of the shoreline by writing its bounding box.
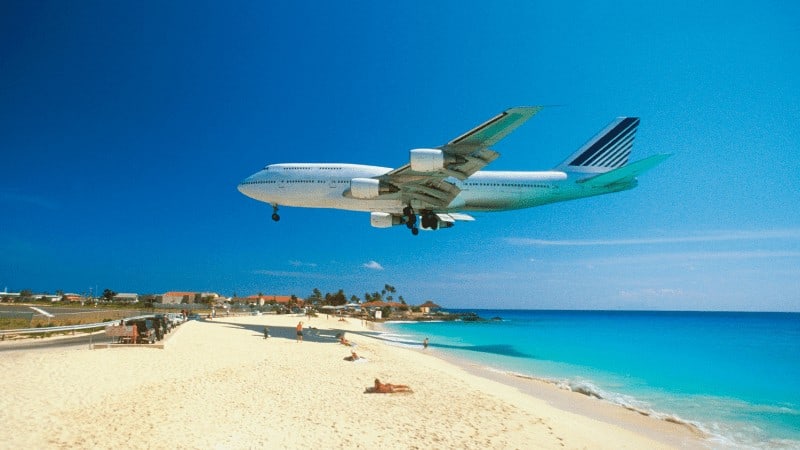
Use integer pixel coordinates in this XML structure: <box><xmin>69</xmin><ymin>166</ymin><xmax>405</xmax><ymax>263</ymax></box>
<box><xmin>370</xmin><ymin>321</ymin><xmax>707</xmax><ymax>449</ymax></box>
<box><xmin>434</xmin><ymin>351</ymin><xmax>706</xmax><ymax>446</ymax></box>
<box><xmin>1</xmin><ymin>314</ymin><xmax>708</xmax><ymax>449</ymax></box>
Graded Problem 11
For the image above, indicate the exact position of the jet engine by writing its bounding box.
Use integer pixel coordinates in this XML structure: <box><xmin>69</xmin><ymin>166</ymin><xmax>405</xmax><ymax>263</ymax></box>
<box><xmin>350</xmin><ymin>178</ymin><xmax>381</xmax><ymax>199</ymax></box>
<box><xmin>409</xmin><ymin>148</ymin><xmax>445</xmax><ymax>172</ymax></box>
<box><xmin>370</xmin><ymin>212</ymin><xmax>403</xmax><ymax>228</ymax></box>
<box><xmin>350</xmin><ymin>178</ymin><xmax>398</xmax><ymax>199</ymax></box>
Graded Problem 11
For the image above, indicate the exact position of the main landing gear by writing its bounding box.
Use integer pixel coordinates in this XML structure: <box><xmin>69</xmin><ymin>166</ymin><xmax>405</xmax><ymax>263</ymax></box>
<box><xmin>420</xmin><ymin>211</ymin><xmax>439</xmax><ymax>230</ymax></box>
<box><xmin>271</xmin><ymin>204</ymin><xmax>280</xmax><ymax>222</ymax></box>
<box><xmin>403</xmin><ymin>206</ymin><xmax>419</xmax><ymax>236</ymax></box>
<box><xmin>402</xmin><ymin>206</ymin><xmax>440</xmax><ymax>235</ymax></box>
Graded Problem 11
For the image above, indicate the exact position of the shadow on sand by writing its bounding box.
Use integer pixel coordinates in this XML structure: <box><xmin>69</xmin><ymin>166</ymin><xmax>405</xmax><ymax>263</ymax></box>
<box><xmin>209</xmin><ymin>319</ymin><xmax>348</xmax><ymax>344</ymax></box>
<box><xmin>208</xmin><ymin>318</ymin><xmax>532</xmax><ymax>358</ymax></box>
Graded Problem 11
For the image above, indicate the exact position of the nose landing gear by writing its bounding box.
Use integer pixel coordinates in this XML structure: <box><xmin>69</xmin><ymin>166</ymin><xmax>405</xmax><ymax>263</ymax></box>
<box><xmin>271</xmin><ymin>204</ymin><xmax>280</xmax><ymax>222</ymax></box>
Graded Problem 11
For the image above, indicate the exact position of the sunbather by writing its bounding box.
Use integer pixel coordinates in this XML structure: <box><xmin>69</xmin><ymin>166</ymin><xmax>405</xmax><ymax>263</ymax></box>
<box><xmin>366</xmin><ymin>378</ymin><xmax>412</xmax><ymax>393</ymax></box>
<box><xmin>344</xmin><ymin>350</ymin><xmax>360</xmax><ymax>361</ymax></box>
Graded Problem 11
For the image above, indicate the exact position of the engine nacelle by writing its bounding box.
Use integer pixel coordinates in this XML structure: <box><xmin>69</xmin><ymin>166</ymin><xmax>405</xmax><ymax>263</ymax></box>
<box><xmin>410</xmin><ymin>148</ymin><xmax>445</xmax><ymax>172</ymax></box>
<box><xmin>370</xmin><ymin>212</ymin><xmax>403</xmax><ymax>228</ymax></box>
<box><xmin>350</xmin><ymin>178</ymin><xmax>381</xmax><ymax>199</ymax></box>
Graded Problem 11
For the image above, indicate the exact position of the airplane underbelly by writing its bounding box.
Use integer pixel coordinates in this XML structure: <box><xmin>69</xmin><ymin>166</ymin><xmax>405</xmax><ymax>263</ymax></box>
<box><xmin>457</xmin><ymin>188</ymin><xmax>562</xmax><ymax>212</ymax></box>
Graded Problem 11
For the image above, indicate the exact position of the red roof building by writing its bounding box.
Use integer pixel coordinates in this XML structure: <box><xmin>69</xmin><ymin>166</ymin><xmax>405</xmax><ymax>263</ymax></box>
<box><xmin>246</xmin><ymin>295</ymin><xmax>303</xmax><ymax>306</ymax></box>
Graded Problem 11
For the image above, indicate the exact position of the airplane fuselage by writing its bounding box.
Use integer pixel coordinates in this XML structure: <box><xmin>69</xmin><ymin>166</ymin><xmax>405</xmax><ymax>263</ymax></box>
<box><xmin>237</xmin><ymin>163</ymin><xmax>636</xmax><ymax>215</ymax></box>
<box><xmin>236</xmin><ymin>108</ymin><xmax>665</xmax><ymax>234</ymax></box>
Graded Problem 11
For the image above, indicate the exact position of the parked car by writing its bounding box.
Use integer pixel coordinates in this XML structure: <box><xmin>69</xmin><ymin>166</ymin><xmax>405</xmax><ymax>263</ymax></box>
<box><xmin>166</xmin><ymin>313</ymin><xmax>184</xmax><ymax>327</ymax></box>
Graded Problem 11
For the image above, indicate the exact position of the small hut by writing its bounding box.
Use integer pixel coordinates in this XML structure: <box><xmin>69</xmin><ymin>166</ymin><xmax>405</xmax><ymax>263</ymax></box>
<box><xmin>418</xmin><ymin>300</ymin><xmax>442</xmax><ymax>314</ymax></box>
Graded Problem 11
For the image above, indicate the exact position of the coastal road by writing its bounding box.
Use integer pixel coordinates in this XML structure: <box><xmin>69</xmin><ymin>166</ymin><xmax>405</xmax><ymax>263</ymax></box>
<box><xmin>0</xmin><ymin>332</ymin><xmax>107</xmax><ymax>353</ymax></box>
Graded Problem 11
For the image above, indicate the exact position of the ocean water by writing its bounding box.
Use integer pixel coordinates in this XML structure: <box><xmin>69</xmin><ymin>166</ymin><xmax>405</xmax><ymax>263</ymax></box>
<box><xmin>381</xmin><ymin>310</ymin><xmax>800</xmax><ymax>448</ymax></box>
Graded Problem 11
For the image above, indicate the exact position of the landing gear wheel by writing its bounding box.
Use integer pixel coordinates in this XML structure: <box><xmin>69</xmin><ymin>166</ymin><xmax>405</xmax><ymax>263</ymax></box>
<box><xmin>403</xmin><ymin>205</ymin><xmax>417</xmax><ymax>227</ymax></box>
<box><xmin>271</xmin><ymin>213</ymin><xmax>280</xmax><ymax>222</ymax></box>
<box><xmin>411</xmin><ymin>227</ymin><xmax>419</xmax><ymax>236</ymax></box>
<box><xmin>420</xmin><ymin>211</ymin><xmax>438</xmax><ymax>230</ymax></box>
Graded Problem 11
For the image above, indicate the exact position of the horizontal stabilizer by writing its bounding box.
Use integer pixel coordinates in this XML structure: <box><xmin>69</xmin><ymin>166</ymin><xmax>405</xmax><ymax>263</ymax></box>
<box><xmin>578</xmin><ymin>153</ymin><xmax>671</xmax><ymax>188</ymax></box>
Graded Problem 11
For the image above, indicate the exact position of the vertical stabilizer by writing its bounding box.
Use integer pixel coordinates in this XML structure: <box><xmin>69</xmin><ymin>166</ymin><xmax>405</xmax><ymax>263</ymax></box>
<box><xmin>556</xmin><ymin>117</ymin><xmax>639</xmax><ymax>174</ymax></box>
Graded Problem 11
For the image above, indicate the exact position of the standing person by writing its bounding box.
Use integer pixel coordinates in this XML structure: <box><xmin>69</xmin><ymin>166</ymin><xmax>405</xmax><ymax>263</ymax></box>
<box><xmin>423</xmin><ymin>337</ymin><xmax>429</xmax><ymax>349</ymax></box>
<box><xmin>296</xmin><ymin>321</ymin><xmax>303</xmax><ymax>342</ymax></box>
<box><xmin>263</xmin><ymin>326</ymin><xmax>269</xmax><ymax>339</ymax></box>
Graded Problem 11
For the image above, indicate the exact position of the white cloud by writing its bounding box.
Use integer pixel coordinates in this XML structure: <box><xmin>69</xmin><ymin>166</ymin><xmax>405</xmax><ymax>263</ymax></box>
<box><xmin>362</xmin><ymin>260</ymin><xmax>384</xmax><ymax>271</ymax></box>
<box><xmin>289</xmin><ymin>260</ymin><xmax>317</xmax><ymax>268</ymax></box>
<box><xmin>451</xmin><ymin>271</ymin><xmax>518</xmax><ymax>282</ymax></box>
<box><xmin>506</xmin><ymin>229</ymin><xmax>800</xmax><ymax>247</ymax></box>
<box><xmin>576</xmin><ymin>250</ymin><xmax>800</xmax><ymax>267</ymax></box>
<box><xmin>618</xmin><ymin>288</ymin><xmax>685</xmax><ymax>299</ymax></box>
<box><xmin>252</xmin><ymin>270</ymin><xmax>333</xmax><ymax>280</ymax></box>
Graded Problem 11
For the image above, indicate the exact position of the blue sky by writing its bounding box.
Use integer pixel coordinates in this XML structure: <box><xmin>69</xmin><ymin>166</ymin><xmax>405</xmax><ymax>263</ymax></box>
<box><xmin>1</xmin><ymin>1</ymin><xmax>798</xmax><ymax>311</ymax></box>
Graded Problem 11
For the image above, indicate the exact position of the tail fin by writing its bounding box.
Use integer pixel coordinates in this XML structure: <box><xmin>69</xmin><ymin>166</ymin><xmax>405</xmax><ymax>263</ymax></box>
<box><xmin>556</xmin><ymin>117</ymin><xmax>640</xmax><ymax>174</ymax></box>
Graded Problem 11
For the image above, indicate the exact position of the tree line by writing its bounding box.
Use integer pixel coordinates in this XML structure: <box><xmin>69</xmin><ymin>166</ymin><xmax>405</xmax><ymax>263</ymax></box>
<box><xmin>303</xmin><ymin>284</ymin><xmax>406</xmax><ymax>307</ymax></box>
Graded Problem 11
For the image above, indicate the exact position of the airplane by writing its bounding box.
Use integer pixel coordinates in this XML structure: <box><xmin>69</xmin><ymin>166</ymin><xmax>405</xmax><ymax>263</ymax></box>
<box><xmin>237</xmin><ymin>106</ymin><xmax>670</xmax><ymax>235</ymax></box>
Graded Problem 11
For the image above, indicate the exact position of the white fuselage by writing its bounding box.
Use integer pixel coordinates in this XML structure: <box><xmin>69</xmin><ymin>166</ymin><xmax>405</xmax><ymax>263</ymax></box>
<box><xmin>237</xmin><ymin>163</ymin><xmax>635</xmax><ymax>215</ymax></box>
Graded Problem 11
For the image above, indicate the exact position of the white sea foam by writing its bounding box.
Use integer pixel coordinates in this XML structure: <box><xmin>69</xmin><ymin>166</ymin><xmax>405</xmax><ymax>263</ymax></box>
<box><xmin>374</xmin><ymin>331</ymin><xmax>425</xmax><ymax>348</ymax></box>
<box><xmin>481</xmin><ymin>366</ymin><xmax>722</xmax><ymax>444</ymax></box>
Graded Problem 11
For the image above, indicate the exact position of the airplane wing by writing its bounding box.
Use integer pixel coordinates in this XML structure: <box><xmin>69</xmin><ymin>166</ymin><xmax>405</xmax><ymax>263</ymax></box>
<box><xmin>378</xmin><ymin>106</ymin><xmax>543</xmax><ymax>209</ymax></box>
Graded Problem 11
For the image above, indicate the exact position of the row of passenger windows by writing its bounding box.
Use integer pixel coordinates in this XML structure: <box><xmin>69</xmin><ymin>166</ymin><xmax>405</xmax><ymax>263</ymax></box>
<box><xmin>465</xmin><ymin>182</ymin><xmax>554</xmax><ymax>188</ymax></box>
<box><xmin>240</xmin><ymin>180</ymin><xmax>348</xmax><ymax>185</ymax></box>
<box><xmin>241</xmin><ymin>180</ymin><xmax>276</xmax><ymax>184</ymax></box>
<box><xmin>263</xmin><ymin>166</ymin><xmax>343</xmax><ymax>171</ymax></box>
<box><xmin>243</xmin><ymin>179</ymin><xmax>554</xmax><ymax>189</ymax></box>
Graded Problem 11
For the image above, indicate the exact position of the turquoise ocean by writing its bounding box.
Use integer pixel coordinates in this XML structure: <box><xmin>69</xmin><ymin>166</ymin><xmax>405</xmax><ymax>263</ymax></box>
<box><xmin>380</xmin><ymin>310</ymin><xmax>800</xmax><ymax>448</ymax></box>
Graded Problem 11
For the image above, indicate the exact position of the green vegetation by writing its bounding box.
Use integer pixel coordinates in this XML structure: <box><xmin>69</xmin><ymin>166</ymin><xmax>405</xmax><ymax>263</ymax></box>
<box><xmin>0</xmin><ymin>317</ymin><xmax>30</xmax><ymax>329</ymax></box>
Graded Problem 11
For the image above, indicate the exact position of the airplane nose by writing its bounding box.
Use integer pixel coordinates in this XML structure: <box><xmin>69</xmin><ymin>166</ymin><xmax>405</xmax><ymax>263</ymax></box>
<box><xmin>237</xmin><ymin>178</ymin><xmax>256</xmax><ymax>198</ymax></box>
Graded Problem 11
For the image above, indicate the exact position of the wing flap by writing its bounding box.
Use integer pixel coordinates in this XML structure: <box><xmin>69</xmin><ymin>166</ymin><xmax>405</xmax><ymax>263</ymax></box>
<box><xmin>444</xmin><ymin>106</ymin><xmax>543</xmax><ymax>153</ymax></box>
<box><xmin>437</xmin><ymin>212</ymin><xmax>475</xmax><ymax>222</ymax></box>
<box><xmin>400</xmin><ymin>179</ymin><xmax>461</xmax><ymax>209</ymax></box>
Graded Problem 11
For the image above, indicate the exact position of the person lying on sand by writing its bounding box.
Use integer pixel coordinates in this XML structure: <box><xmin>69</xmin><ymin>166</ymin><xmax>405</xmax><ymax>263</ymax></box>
<box><xmin>365</xmin><ymin>378</ymin><xmax>412</xmax><ymax>393</ymax></box>
<box><xmin>343</xmin><ymin>350</ymin><xmax>362</xmax><ymax>361</ymax></box>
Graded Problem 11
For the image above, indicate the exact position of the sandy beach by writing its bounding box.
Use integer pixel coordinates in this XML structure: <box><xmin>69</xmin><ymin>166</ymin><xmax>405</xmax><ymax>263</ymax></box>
<box><xmin>0</xmin><ymin>314</ymin><xmax>706</xmax><ymax>449</ymax></box>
